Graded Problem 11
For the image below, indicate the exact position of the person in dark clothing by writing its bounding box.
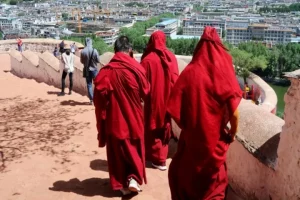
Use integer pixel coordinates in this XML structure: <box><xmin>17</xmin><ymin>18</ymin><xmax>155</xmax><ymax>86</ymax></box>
<box><xmin>53</xmin><ymin>47</ymin><xmax>59</xmax><ymax>57</ymax></box>
<box><xmin>59</xmin><ymin>40</ymin><xmax>65</xmax><ymax>55</ymax></box>
<box><xmin>80</xmin><ymin>38</ymin><xmax>100</xmax><ymax>104</ymax></box>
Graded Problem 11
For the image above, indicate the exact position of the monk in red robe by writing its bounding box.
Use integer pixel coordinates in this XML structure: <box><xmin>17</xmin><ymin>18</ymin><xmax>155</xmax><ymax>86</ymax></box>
<box><xmin>141</xmin><ymin>30</ymin><xmax>179</xmax><ymax>171</ymax></box>
<box><xmin>93</xmin><ymin>36</ymin><xmax>150</xmax><ymax>196</ymax></box>
<box><xmin>167</xmin><ymin>27</ymin><xmax>242</xmax><ymax>200</ymax></box>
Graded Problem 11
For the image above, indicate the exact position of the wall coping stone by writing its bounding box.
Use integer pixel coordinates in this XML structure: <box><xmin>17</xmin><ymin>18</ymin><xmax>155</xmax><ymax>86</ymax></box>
<box><xmin>237</xmin><ymin>99</ymin><xmax>284</xmax><ymax>169</ymax></box>
<box><xmin>38</xmin><ymin>52</ymin><xmax>59</xmax><ymax>72</ymax></box>
<box><xmin>22</xmin><ymin>50</ymin><xmax>39</xmax><ymax>67</ymax></box>
<box><xmin>0</xmin><ymin>38</ymin><xmax>84</xmax><ymax>49</ymax></box>
<box><xmin>9</xmin><ymin>49</ymin><xmax>22</xmax><ymax>62</ymax></box>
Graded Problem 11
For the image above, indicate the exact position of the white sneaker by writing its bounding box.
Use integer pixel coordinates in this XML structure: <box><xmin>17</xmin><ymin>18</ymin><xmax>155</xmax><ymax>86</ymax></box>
<box><xmin>128</xmin><ymin>178</ymin><xmax>141</xmax><ymax>192</ymax></box>
<box><xmin>120</xmin><ymin>188</ymin><xmax>131</xmax><ymax>196</ymax></box>
<box><xmin>152</xmin><ymin>163</ymin><xmax>167</xmax><ymax>171</ymax></box>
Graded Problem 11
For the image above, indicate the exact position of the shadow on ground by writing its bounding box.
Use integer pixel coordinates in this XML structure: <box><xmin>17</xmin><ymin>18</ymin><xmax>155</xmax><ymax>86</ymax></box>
<box><xmin>49</xmin><ymin>178</ymin><xmax>138</xmax><ymax>199</ymax></box>
<box><xmin>47</xmin><ymin>91</ymin><xmax>60</xmax><ymax>95</ymax></box>
<box><xmin>0</xmin><ymin>97</ymin><xmax>89</xmax><ymax>171</ymax></box>
<box><xmin>90</xmin><ymin>159</ymin><xmax>109</xmax><ymax>172</ymax></box>
<box><xmin>60</xmin><ymin>100</ymin><xmax>91</xmax><ymax>106</ymax></box>
<box><xmin>49</xmin><ymin>178</ymin><xmax>117</xmax><ymax>197</ymax></box>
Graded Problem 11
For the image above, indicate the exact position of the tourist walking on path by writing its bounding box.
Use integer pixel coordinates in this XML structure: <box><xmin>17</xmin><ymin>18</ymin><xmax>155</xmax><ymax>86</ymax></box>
<box><xmin>167</xmin><ymin>27</ymin><xmax>242</xmax><ymax>200</ymax></box>
<box><xmin>70</xmin><ymin>42</ymin><xmax>77</xmax><ymax>54</ymax></box>
<box><xmin>16</xmin><ymin>38</ymin><xmax>23</xmax><ymax>52</ymax></box>
<box><xmin>59</xmin><ymin>40</ymin><xmax>65</xmax><ymax>55</ymax></box>
<box><xmin>58</xmin><ymin>49</ymin><xmax>74</xmax><ymax>96</ymax></box>
<box><xmin>80</xmin><ymin>38</ymin><xmax>100</xmax><ymax>104</ymax></box>
<box><xmin>140</xmin><ymin>30</ymin><xmax>179</xmax><ymax>171</ymax></box>
<box><xmin>93</xmin><ymin>36</ymin><xmax>150</xmax><ymax>196</ymax></box>
<box><xmin>53</xmin><ymin>46</ymin><xmax>59</xmax><ymax>57</ymax></box>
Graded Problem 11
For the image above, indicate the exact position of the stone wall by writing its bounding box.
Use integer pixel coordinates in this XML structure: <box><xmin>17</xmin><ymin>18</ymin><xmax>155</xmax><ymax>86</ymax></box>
<box><xmin>0</xmin><ymin>39</ymin><xmax>84</xmax><ymax>53</ymax></box>
<box><xmin>238</xmin><ymin>73</ymin><xmax>278</xmax><ymax>114</ymax></box>
<box><xmin>9</xmin><ymin>49</ymin><xmax>89</xmax><ymax>96</ymax></box>
<box><xmin>274</xmin><ymin>73</ymin><xmax>300</xmax><ymax>199</ymax></box>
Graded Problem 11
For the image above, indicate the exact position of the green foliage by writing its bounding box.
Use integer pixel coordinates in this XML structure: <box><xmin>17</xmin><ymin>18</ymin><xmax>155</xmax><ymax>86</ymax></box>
<box><xmin>177</xmin><ymin>26</ymin><xmax>183</xmax><ymax>35</ymax></box>
<box><xmin>221</xmin><ymin>30</ymin><xmax>226</xmax><ymax>39</ymax></box>
<box><xmin>223</xmin><ymin>41</ymin><xmax>233</xmax><ymax>50</ymax></box>
<box><xmin>9</xmin><ymin>0</ymin><xmax>17</xmax><ymax>5</ymax></box>
<box><xmin>232</xmin><ymin>41</ymin><xmax>300</xmax><ymax>79</ymax></box>
<box><xmin>125</xmin><ymin>2</ymin><xmax>145</xmax><ymax>7</ymax></box>
<box><xmin>62</xmin><ymin>35</ymin><xmax>113</xmax><ymax>55</ymax></box>
<box><xmin>276</xmin><ymin>111</ymin><xmax>284</xmax><ymax>119</ymax></box>
<box><xmin>237</xmin><ymin>42</ymin><xmax>269</xmax><ymax>57</ymax></box>
<box><xmin>18</xmin><ymin>12</ymin><xmax>25</xmax><ymax>17</ymax></box>
<box><xmin>119</xmin><ymin>13</ymin><xmax>175</xmax><ymax>53</ymax></box>
<box><xmin>62</xmin><ymin>13</ymin><xmax>69</xmax><ymax>21</ymax></box>
<box><xmin>166</xmin><ymin>37</ymin><xmax>198</xmax><ymax>55</ymax></box>
<box><xmin>259</xmin><ymin>3</ymin><xmax>300</xmax><ymax>13</ymax></box>
<box><xmin>193</xmin><ymin>4</ymin><xmax>203</xmax><ymax>12</ymax></box>
<box><xmin>230</xmin><ymin>48</ymin><xmax>267</xmax><ymax>83</ymax></box>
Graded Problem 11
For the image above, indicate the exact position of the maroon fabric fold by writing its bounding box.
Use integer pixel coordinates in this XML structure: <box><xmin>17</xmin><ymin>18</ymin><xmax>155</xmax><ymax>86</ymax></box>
<box><xmin>141</xmin><ymin>31</ymin><xmax>179</xmax><ymax>164</ymax></box>
<box><xmin>141</xmin><ymin>30</ymin><xmax>179</xmax><ymax>131</ymax></box>
<box><xmin>167</xmin><ymin>26</ymin><xmax>242</xmax><ymax>200</ymax></box>
<box><xmin>94</xmin><ymin>52</ymin><xmax>149</xmax><ymax>141</ymax></box>
<box><xmin>93</xmin><ymin>52</ymin><xmax>150</xmax><ymax>190</ymax></box>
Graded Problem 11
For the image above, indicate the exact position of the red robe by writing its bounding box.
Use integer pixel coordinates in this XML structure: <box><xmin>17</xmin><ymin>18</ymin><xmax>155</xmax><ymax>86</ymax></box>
<box><xmin>141</xmin><ymin>30</ymin><xmax>179</xmax><ymax>165</ymax></box>
<box><xmin>167</xmin><ymin>27</ymin><xmax>242</xmax><ymax>200</ymax></box>
<box><xmin>93</xmin><ymin>52</ymin><xmax>150</xmax><ymax>190</ymax></box>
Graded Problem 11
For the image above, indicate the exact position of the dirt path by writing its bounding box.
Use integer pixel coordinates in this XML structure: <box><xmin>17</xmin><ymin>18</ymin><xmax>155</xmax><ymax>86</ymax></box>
<box><xmin>0</xmin><ymin>54</ymin><xmax>172</xmax><ymax>200</ymax></box>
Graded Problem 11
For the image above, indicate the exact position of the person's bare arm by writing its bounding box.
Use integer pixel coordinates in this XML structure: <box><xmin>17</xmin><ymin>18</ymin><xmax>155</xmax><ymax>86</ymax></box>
<box><xmin>229</xmin><ymin>109</ymin><xmax>239</xmax><ymax>142</ymax></box>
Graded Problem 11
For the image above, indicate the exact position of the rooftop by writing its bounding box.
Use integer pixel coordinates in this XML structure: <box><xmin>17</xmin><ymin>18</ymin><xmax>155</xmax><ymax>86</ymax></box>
<box><xmin>155</xmin><ymin>19</ymin><xmax>177</xmax><ymax>26</ymax></box>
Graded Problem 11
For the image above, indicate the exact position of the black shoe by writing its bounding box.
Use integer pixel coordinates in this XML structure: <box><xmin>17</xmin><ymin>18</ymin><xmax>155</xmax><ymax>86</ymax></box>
<box><xmin>57</xmin><ymin>92</ymin><xmax>65</xmax><ymax>96</ymax></box>
<box><xmin>89</xmin><ymin>100</ymin><xmax>93</xmax><ymax>105</ymax></box>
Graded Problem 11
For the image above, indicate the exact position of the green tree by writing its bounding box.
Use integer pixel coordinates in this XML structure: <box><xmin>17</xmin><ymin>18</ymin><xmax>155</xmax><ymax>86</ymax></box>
<box><xmin>193</xmin><ymin>4</ymin><xmax>203</xmax><ymax>12</ymax></box>
<box><xmin>62</xmin><ymin>35</ymin><xmax>113</xmax><ymax>55</ymax></box>
<box><xmin>9</xmin><ymin>0</ymin><xmax>17</xmax><ymax>5</ymax></box>
<box><xmin>223</xmin><ymin>41</ymin><xmax>233</xmax><ymax>50</ymax></box>
<box><xmin>230</xmin><ymin>48</ymin><xmax>267</xmax><ymax>83</ymax></box>
<box><xmin>177</xmin><ymin>26</ymin><xmax>183</xmax><ymax>35</ymax></box>
<box><xmin>18</xmin><ymin>12</ymin><xmax>25</xmax><ymax>17</ymax></box>
<box><xmin>62</xmin><ymin>13</ymin><xmax>69</xmax><ymax>21</ymax></box>
<box><xmin>221</xmin><ymin>30</ymin><xmax>226</xmax><ymax>39</ymax></box>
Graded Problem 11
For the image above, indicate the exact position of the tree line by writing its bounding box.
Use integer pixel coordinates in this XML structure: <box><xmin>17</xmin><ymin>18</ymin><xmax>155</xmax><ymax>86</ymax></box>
<box><xmin>259</xmin><ymin>3</ymin><xmax>300</xmax><ymax>13</ymax></box>
<box><xmin>119</xmin><ymin>13</ymin><xmax>199</xmax><ymax>55</ymax></box>
<box><xmin>62</xmin><ymin>35</ymin><xmax>114</xmax><ymax>55</ymax></box>
<box><xmin>225</xmin><ymin>41</ymin><xmax>300</xmax><ymax>82</ymax></box>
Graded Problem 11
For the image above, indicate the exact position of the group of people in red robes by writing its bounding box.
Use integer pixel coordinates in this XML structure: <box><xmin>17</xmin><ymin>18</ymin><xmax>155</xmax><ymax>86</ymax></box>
<box><xmin>93</xmin><ymin>26</ymin><xmax>242</xmax><ymax>199</ymax></box>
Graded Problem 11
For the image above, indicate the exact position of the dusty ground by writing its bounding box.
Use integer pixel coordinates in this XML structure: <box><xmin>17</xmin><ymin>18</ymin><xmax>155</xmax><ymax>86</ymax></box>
<box><xmin>0</xmin><ymin>54</ymin><xmax>241</xmax><ymax>200</ymax></box>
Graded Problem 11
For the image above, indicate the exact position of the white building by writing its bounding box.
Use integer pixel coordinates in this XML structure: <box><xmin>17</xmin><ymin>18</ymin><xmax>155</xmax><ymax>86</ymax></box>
<box><xmin>183</xmin><ymin>19</ymin><xmax>226</xmax><ymax>31</ymax></box>
<box><xmin>34</xmin><ymin>3</ymin><xmax>50</xmax><ymax>8</ymax></box>
<box><xmin>226</xmin><ymin>27</ymin><xmax>251</xmax><ymax>45</ymax></box>
<box><xmin>0</xmin><ymin>17</ymin><xmax>22</xmax><ymax>30</ymax></box>
<box><xmin>226</xmin><ymin>20</ymin><xmax>250</xmax><ymax>28</ymax></box>
<box><xmin>95</xmin><ymin>29</ymin><xmax>119</xmax><ymax>45</ymax></box>
<box><xmin>226</xmin><ymin>23</ymin><xmax>294</xmax><ymax>45</ymax></box>
<box><xmin>145</xmin><ymin>19</ymin><xmax>178</xmax><ymax>37</ymax></box>
<box><xmin>183</xmin><ymin>26</ymin><xmax>222</xmax><ymax>37</ymax></box>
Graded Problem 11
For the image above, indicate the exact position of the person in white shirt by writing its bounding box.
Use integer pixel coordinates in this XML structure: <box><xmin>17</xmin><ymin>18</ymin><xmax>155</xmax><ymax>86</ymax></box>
<box><xmin>70</xmin><ymin>43</ymin><xmax>77</xmax><ymax>54</ymax></box>
<box><xmin>58</xmin><ymin>49</ymin><xmax>75</xmax><ymax>96</ymax></box>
